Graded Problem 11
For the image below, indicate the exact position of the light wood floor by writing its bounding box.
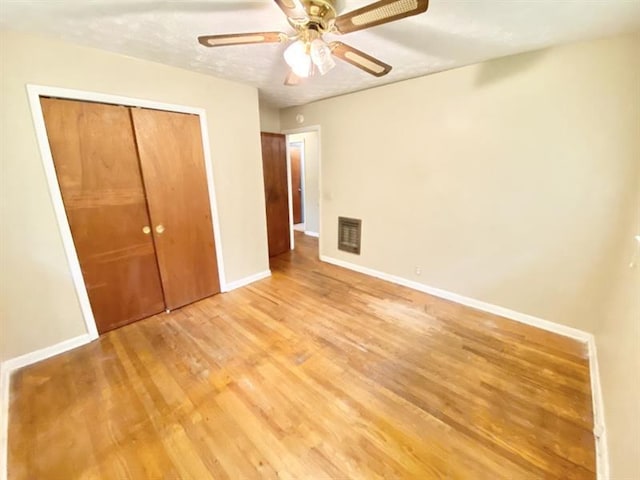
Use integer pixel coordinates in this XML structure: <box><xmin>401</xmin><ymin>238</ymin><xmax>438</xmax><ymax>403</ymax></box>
<box><xmin>9</xmin><ymin>232</ymin><xmax>596</xmax><ymax>479</ymax></box>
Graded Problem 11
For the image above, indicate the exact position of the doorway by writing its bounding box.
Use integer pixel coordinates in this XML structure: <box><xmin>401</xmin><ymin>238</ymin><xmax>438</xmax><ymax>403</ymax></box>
<box><xmin>259</xmin><ymin>128</ymin><xmax>321</xmax><ymax>257</ymax></box>
<box><xmin>289</xmin><ymin>141</ymin><xmax>305</xmax><ymax>233</ymax></box>
<box><xmin>286</xmin><ymin>128</ymin><xmax>321</xmax><ymax>250</ymax></box>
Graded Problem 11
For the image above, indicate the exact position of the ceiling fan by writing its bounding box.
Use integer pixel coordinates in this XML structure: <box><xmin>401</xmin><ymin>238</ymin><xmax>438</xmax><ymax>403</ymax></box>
<box><xmin>198</xmin><ymin>0</ymin><xmax>429</xmax><ymax>86</ymax></box>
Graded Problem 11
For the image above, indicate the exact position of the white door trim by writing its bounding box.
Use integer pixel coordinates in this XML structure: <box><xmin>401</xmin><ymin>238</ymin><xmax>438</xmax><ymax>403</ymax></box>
<box><xmin>26</xmin><ymin>84</ymin><xmax>228</xmax><ymax>339</ymax></box>
<box><xmin>284</xmin><ymin>138</ymin><xmax>295</xmax><ymax>250</ymax></box>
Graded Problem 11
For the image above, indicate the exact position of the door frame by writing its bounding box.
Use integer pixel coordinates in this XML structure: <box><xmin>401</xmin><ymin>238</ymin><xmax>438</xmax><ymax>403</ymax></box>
<box><xmin>282</xmin><ymin>125</ymin><xmax>322</xmax><ymax>254</ymax></box>
<box><xmin>26</xmin><ymin>84</ymin><xmax>228</xmax><ymax>340</ymax></box>
<box><xmin>283</xmin><ymin>137</ymin><xmax>295</xmax><ymax>251</ymax></box>
<box><xmin>289</xmin><ymin>140</ymin><xmax>305</xmax><ymax>227</ymax></box>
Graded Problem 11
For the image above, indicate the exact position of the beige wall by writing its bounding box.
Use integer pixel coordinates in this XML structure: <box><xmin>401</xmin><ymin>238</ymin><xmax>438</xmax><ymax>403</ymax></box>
<box><xmin>289</xmin><ymin>131</ymin><xmax>320</xmax><ymax>234</ymax></box>
<box><xmin>281</xmin><ymin>32</ymin><xmax>640</xmax><ymax>333</ymax></box>
<box><xmin>0</xmin><ymin>30</ymin><xmax>270</xmax><ymax>361</ymax></box>
<box><xmin>282</xmin><ymin>32</ymin><xmax>640</xmax><ymax>476</ymax></box>
<box><xmin>596</xmin><ymin>179</ymin><xmax>640</xmax><ymax>479</ymax></box>
<box><xmin>259</xmin><ymin>101</ymin><xmax>281</xmax><ymax>133</ymax></box>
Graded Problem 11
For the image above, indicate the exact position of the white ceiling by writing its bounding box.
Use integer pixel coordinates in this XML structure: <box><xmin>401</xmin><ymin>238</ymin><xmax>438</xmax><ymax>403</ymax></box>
<box><xmin>2</xmin><ymin>0</ymin><xmax>640</xmax><ymax>108</ymax></box>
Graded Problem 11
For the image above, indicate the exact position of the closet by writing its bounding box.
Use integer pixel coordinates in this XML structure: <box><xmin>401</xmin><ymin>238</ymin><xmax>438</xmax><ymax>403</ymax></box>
<box><xmin>41</xmin><ymin>97</ymin><xmax>220</xmax><ymax>334</ymax></box>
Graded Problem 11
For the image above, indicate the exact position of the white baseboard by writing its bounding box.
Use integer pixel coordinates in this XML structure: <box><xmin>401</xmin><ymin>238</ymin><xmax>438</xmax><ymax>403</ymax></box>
<box><xmin>1</xmin><ymin>334</ymin><xmax>94</xmax><ymax>373</ymax></box>
<box><xmin>588</xmin><ymin>336</ymin><xmax>609</xmax><ymax>480</ymax></box>
<box><xmin>223</xmin><ymin>270</ymin><xmax>271</xmax><ymax>292</ymax></box>
<box><xmin>0</xmin><ymin>362</ymin><xmax>10</xmax><ymax>480</ymax></box>
<box><xmin>0</xmin><ymin>332</ymin><xmax>94</xmax><ymax>480</ymax></box>
<box><xmin>320</xmin><ymin>255</ymin><xmax>591</xmax><ymax>342</ymax></box>
<box><xmin>304</xmin><ymin>231</ymin><xmax>319</xmax><ymax>238</ymax></box>
<box><xmin>320</xmin><ymin>254</ymin><xmax>607</xmax><ymax>477</ymax></box>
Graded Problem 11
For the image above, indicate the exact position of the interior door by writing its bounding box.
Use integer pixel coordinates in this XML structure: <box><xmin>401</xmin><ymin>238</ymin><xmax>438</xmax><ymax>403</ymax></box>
<box><xmin>261</xmin><ymin>132</ymin><xmax>291</xmax><ymax>257</ymax></box>
<box><xmin>131</xmin><ymin>108</ymin><xmax>221</xmax><ymax>310</ymax></box>
<box><xmin>290</xmin><ymin>144</ymin><xmax>303</xmax><ymax>225</ymax></box>
<box><xmin>41</xmin><ymin>98</ymin><xmax>166</xmax><ymax>333</ymax></box>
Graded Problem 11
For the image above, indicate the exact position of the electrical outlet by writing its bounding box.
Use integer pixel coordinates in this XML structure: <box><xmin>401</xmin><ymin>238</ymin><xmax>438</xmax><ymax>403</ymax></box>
<box><xmin>415</xmin><ymin>266</ymin><xmax>421</xmax><ymax>276</ymax></box>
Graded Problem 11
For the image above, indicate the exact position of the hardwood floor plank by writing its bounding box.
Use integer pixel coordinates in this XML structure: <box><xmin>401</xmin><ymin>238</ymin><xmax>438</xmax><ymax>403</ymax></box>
<box><xmin>8</xmin><ymin>232</ymin><xmax>595</xmax><ymax>479</ymax></box>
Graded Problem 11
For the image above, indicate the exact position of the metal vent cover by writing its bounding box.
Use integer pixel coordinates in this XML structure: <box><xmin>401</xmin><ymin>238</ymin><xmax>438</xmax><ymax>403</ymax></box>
<box><xmin>338</xmin><ymin>217</ymin><xmax>362</xmax><ymax>254</ymax></box>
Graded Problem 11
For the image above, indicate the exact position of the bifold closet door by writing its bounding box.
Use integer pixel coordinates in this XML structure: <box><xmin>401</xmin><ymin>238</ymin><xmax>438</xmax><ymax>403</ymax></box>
<box><xmin>130</xmin><ymin>108</ymin><xmax>221</xmax><ymax>310</ymax></box>
<box><xmin>41</xmin><ymin>98</ymin><xmax>166</xmax><ymax>333</ymax></box>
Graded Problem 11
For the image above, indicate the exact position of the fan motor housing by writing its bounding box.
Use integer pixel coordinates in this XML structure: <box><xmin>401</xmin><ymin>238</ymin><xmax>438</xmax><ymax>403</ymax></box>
<box><xmin>288</xmin><ymin>0</ymin><xmax>338</xmax><ymax>33</ymax></box>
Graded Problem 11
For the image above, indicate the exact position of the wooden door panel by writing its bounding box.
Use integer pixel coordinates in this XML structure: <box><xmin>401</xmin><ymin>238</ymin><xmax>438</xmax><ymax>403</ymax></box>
<box><xmin>290</xmin><ymin>145</ymin><xmax>303</xmax><ymax>224</ymax></box>
<box><xmin>261</xmin><ymin>133</ymin><xmax>291</xmax><ymax>257</ymax></box>
<box><xmin>131</xmin><ymin>108</ymin><xmax>220</xmax><ymax>310</ymax></box>
<box><xmin>41</xmin><ymin>98</ymin><xmax>166</xmax><ymax>333</ymax></box>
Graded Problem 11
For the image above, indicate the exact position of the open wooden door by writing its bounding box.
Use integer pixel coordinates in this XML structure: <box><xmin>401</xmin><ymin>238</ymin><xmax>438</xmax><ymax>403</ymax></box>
<box><xmin>290</xmin><ymin>144</ymin><xmax>303</xmax><ymax>225</ymax></box>
<box><xmin>261</xmin><ymin>132</ymin><xmax>291</xmax><ymax>257</ymax></box>
<box><xmin>131</xmin><ymin>108</ymin><xmax>221</xmax><ymax>310</ymax></box>
<box><xmin>41</xmin><ymin>98</ymin><xmax>166</xmax><ymax>333</ymax></box>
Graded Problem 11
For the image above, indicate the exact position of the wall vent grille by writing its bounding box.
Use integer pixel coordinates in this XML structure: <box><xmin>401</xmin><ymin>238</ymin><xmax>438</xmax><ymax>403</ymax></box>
<box><xmin>338</xmin><ymin>217</ymin><xmax>362</xmax><ymax>255</ymax></box>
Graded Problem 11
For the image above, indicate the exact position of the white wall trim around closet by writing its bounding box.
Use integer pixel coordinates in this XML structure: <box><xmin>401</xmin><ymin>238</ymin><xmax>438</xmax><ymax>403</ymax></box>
<box><xmin>26</xmin><ymin>84</ymin><xmax>229</xmax><ymax>339</ymax></box>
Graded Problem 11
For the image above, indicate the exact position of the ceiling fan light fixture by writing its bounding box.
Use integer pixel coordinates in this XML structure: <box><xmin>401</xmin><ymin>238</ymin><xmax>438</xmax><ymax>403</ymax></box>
<box><xmin>284</xmin><ymin>39</ymin><xmax>312</xmax><ymax>78</ymax></box>
<box><xmin>310</xmin><ymin>38</ymin><xmax>335</xmax><ymax>75</ymax></box>
<box><xmin>199</xmin><ymin>0</ymin><xmax>428</xmax><ymax>85</ymax></box>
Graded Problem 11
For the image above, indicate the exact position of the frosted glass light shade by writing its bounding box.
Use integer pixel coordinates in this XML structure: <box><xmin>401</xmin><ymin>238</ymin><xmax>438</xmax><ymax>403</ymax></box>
<box><xmin>284</xmin><ymin>40</ymin><xmax>311</xmax><ymax>78</ymax></box>
<box><xmin>310</xmin><ymin>39</ymin><xmax>335</xmax><ymax>75</ymax></box>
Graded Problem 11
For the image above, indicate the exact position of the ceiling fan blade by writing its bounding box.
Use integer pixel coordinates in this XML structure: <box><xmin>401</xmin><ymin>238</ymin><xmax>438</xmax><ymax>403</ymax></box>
<box><xmin>284</xmin><ymin>70</ymin><xmax>301</xmax><ymax>86</ymax></box>
<box><xmin>273</xmin><ymin>0</ymin><xmax>308</xmax><ymax>20</ymax></box>
<box><xmin>333</xmin><ymin>0</ymin><xmax>429</xmax><ymax>34</ymax></box>
<box><xmin>198</xmin><ymin>32</ymin><xmax>287</xmax><ymax>48</ymax></box>
<box><xmin>330</xmin><ymin>41</ymin><xmax>392</xmax><ymax>77</ymax></box>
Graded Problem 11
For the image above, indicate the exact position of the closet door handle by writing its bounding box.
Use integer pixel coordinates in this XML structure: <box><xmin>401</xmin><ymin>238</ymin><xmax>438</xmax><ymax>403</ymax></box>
<box><xmin>155</xmin><ymin>224</ymin><xmax>165</xmax><ymax>234</ymax></box>
<box><xmin>142</xmin><ymin>226</ymin><xmax>151</xmax><ymax>235</ymax></box>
